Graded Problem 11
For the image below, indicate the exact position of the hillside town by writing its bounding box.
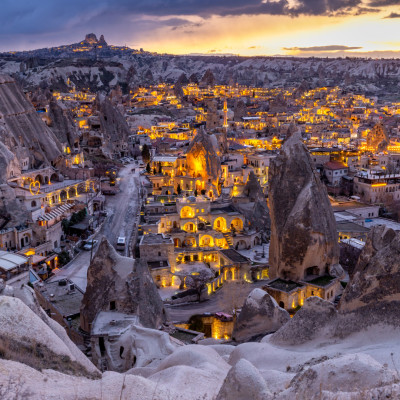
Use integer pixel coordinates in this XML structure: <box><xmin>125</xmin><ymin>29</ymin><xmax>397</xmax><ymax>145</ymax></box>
<box><xmin>1</xmin><ymin>32</ymin><xmax>400</xmax><ymax>400</ymax></box>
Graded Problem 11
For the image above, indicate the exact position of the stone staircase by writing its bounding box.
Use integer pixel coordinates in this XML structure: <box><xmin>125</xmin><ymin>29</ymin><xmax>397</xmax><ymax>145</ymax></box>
<box><xmin>222</xmin><ymin>232</ymin><xmax>234</xmax><ymax>248</ymax></box>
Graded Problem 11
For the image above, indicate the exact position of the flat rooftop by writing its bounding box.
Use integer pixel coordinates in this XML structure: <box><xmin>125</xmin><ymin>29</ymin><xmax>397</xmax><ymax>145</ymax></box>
<box><xmin>305</xmin><ymin>275</ymin><xmax>336</xmax><ymax>287</ymax></box>
<box><xmin>336</xmin><ymin>221</ymin><xmax>370</xmax><ymax>233</ymax></box>
<box><xmin>220</xmin><ymin>249</ymin><xmax>249</xmax><ymax>264</ymax></box>
<box><xmin>37</xmin><ymin>279</ymin><xmax>83</xmax><ymax>317</ymax></box>
<box><xmin>266</xmin><ymin>279</ymin><xmax>303</xmax><ymax>293</ymax></box>
<box><xmin>92</xmin><ymin>311</ymin><xmax>139</xmax><ymax>336</ymax></box>
<box><xmin>140</xmin><ymin>234</ymin><xmax>173</xmax><ymax>245</ymax></box>
<box><xmin>332</xmin><ymin>201</ymin><xmax>377</xmax><ymax>212</ymax></box>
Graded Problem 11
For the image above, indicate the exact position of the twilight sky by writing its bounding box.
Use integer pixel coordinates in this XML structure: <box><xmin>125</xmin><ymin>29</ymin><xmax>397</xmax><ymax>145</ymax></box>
<box><xmin>1</xmin><ymin>0</ymin><xmax>400</xmax><ymax>57</ymax></box>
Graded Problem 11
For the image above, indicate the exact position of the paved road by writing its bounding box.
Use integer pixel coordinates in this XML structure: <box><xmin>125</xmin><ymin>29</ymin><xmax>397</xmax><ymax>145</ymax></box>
<box><xmin>49</xmin><ymin>163</ymin><xmax>140</xmax><ymax>291</ymax></box>
<box><xmin>165</xmin><ymin>280</ymin><xmax>267</xmax><ymax>322</ymax></box>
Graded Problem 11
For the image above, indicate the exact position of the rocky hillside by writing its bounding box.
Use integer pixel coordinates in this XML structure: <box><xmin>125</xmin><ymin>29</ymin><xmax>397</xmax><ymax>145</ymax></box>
<box><xmin>1</xmin><ymin>47</ymin><xmax>400</xmax><ymax>98</ymax></box>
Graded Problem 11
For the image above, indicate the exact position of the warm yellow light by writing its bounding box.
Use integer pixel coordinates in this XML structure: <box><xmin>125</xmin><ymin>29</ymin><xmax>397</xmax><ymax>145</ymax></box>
<box><xmin>29</xmin><ymin>181</ymin><xmax>40</xmax><ymax>195</ymax></box>
<box><xmin>371</xmin><ymin>183</ymin><xmax>387</xmax><ymax>187</ymax></box>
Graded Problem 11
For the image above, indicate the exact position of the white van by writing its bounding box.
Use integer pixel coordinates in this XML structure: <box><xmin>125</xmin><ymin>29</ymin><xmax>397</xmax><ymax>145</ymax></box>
<box><xmin>116</xmin><ymin>237</ymin><xmax>126</xmax><ymax>251</ymax></box>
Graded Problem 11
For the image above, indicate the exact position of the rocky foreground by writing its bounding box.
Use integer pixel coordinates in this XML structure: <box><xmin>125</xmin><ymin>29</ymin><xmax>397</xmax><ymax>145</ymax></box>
<box><xmin>0</xmin><ymin>225</ymin><xmax>400</xmax><ymax>399</ymax></box>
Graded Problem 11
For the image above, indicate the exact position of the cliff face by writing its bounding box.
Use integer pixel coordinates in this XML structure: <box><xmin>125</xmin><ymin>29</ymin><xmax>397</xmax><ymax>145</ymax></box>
<box><xmin>80</xmin><ymin>237</ymin><xmax>167</xmax><ymax>333</ymax></box>
<box><xmin>0</xmin><ymin>74</ymin><xmax>62</xmax><ymax>182</ymax></box>
<box><xmin>268</xmin><ymin>131</ymin><xmax>339</xmax><ymax>281</ymax></box>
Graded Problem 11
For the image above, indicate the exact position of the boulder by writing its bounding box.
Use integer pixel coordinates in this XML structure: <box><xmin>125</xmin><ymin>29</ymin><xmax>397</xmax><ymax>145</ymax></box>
<box><xmin>216</xmin><ymin>358</ymin><xmax>271</xmax><ymax>400</ymax></box>
<box><xmin>270</xmin><ymin>296</ymin><xmax>337</xmax><ymax>346</ymax></box>
<box><xmin>268</xmin><ymin>131</ymin><xmax>339</xmax><ymax>281</ymax></box>
<box><xmin>80</xmin><ymin>237</ymin><xmax>167</xmax><ymax>333</ymax></box>
<box><xmin>232</xmin><ymin>289</ymin><xmax>290</xmax><ymax>342</ymax></box>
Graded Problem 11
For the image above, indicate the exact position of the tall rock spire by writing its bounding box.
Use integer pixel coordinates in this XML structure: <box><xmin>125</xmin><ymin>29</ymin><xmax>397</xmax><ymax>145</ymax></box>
<box><xmin>268</xmin><ymin>131</ymin><xmax>339</xmax><ymax>281</ymax></box>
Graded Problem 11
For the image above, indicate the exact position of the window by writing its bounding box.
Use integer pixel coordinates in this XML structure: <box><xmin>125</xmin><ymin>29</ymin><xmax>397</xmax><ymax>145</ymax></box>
<box><xmin>158</xmin><ymin>251</ymin><xmax>161</xmax><ymax>256</ymax></box>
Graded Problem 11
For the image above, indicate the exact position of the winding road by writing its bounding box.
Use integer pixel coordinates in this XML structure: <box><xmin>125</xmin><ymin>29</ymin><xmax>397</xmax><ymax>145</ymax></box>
<box><xmin>49</xmin><ymin>163</ymin><xmax>141</xmax><ymax>291</ymax></box>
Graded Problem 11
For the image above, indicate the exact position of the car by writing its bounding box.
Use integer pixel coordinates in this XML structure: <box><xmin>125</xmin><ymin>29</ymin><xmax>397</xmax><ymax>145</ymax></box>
<box><xmin>83</xmin><ymin>239</ymin><xmax>98</xmax><ymax>251</ymax></box>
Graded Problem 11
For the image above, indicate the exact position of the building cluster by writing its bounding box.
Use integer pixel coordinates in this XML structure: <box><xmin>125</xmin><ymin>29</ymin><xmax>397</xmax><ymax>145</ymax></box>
<box><xmin>3</xmin><ymin>69</ymin><xmax>400</xmax><ymax>321</ymax></box>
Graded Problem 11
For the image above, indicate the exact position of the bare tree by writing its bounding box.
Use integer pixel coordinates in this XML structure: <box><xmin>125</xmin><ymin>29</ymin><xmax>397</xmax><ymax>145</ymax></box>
<box><xmin>185</xmin><ymin>269</ymin><xmax>214</xmax><ymax>301</ymax></box>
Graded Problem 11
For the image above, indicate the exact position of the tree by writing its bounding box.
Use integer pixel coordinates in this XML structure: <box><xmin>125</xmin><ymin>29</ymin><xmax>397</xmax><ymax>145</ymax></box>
<box><xmin>141</xmin><ymin>144</ymin><xmax>151</xmax><ymax>164</ymax></box>
<box><xmin>146</xmin><ymin>163</ymin><xmax>151</xmax><ymax>173</ymax></box>
<box><xmin>185</xmin><ymin>269</ymin><xmax>214</xmax><ymax>301</ymax></box>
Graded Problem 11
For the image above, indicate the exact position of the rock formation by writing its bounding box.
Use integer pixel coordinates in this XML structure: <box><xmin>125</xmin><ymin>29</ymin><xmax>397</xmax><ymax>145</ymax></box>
<box><xmin>339</xmin><ymin>225</ymin><xmax>400</xmax><ymax>315</ymax></box>
<box><xmin>243</xmin><ymin>171</ymin><xmax>264</xmax><ymax>202</ymax></box>
<box><xmin>47</xmin><ymin>99</ymin><xmax>80</xmax><ymax>149</ymax></box>
<box><xmin>186</xmin><ymin>127</ymin><xmax>221</xmax><ymax>185</ymax></box>
<box><xmin>80</xmin><ymin>237</ymin><xmax>167</xmax><ymax>333</ymax></box>
<box><xmin>268</xmin><ymin>131</ymin><xmax>339</xmax><ymax>281</ymax></box>
<box><xmin>232</xmin><ymin>289</ymin><xmax>290</xmax><ymax>342</ymax></box>
<box><xmin>366</xmin><ymin>123</ymin><xmax>389</xmax><ymax>152</ymax></box>
<box><xmin>0</xmin><ymin>74</ymin><xmax>62</xmax><ymax>181</ymax></box>
<box><xmin>93</xmin><ymin>95</ymin><xmax>130</xmax><ymax>156</ymax></box>
<box><xmin>200</xmin><ymin>69</ymin><xmax>216</xmax><ymax>87</ymax></box>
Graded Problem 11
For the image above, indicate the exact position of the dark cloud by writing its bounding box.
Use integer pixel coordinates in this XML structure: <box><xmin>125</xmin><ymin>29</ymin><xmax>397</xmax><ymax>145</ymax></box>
<box><xmin>283</xmin><ymin>45</ymin><xmax>363</xmax><ymax>51</ymax></box>
<box><xmin>0</xmin><ymin>0</ymin><xmax>386</xmax><ymax>51</ymax></box>
<box><xmin>367</xmin><ymin>0</ymin><xmax>400</xmax><ymax>6</ymax></box>
<box><xmin>383</xmin><ymin>12</ymin><xmax>400</xmax><ymax>18</ymax></box>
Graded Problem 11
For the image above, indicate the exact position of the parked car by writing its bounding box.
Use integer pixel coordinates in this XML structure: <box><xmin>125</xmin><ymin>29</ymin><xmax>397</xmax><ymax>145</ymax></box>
<box><xmin>83</xmin><ymin>239</ymin><xmax>98</xmax><ymax>251</ymax></box>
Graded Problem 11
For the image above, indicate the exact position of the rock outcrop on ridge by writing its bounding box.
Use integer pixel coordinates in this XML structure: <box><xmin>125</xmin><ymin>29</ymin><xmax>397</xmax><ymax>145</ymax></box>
<box><xmin>0</xmin><ymin>74</ymin><xmax>62</xmax><ymax>182</ymax></box>
<box><xmin>232</xmin><ymin>289</ymin><xmax>290</xmax><ymax>342</ymax></box>
<box><xmin>268</xmin><ymin>131</ymin><xmax>339</xmax><ymax>281</ymax></box>
<box><xmin>80</xmin><ymin>237</ymin><xmax>167</xmax><ymax>333</ymax></box>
